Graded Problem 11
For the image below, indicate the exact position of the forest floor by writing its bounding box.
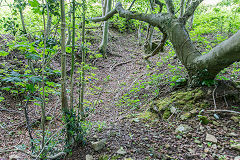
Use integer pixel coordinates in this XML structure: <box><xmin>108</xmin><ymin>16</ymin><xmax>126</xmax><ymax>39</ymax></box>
<box><xmin>0</xmin><ymin>29</ymin><xmax>240</xmax><ymax>160</ymax></box>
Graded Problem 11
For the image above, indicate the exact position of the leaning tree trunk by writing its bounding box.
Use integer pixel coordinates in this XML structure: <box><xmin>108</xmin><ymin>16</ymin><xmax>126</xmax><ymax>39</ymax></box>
<box><xmin>91</xmin><ymin>1</ymin><xmax>240</xmax><ymax>85</ymax></box>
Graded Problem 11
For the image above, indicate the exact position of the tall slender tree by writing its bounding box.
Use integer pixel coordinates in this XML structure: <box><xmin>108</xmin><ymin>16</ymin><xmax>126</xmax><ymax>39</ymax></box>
<box><xmin>60</xmin><ymin>0</ymin><xmax>68</xmax><ymax>111</ymax></box>
<box><xmin>70</xmin><ymin>0</ymin><xmax>76</xmax><ymax>109</ymax></box>
<box><xmin>99</xmin><ymin>0</ymin><xmax>111</xmax><ymax>58</ymax></box>
<box><xmin>79</xmin><ymin>0</ymin><xmax>86</xmax><ymax>119</ymax></box>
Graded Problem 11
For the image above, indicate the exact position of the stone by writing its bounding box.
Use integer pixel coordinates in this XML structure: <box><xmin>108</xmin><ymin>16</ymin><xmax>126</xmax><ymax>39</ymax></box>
<box><xmin>165</xmin><ymin>144</ymin><xmax>170</xmax><ymax>149</ymax></box>
<box><xmin>227</xmin><ymin>132</ymin><xmax>238</xmax><ymax>137</ymax></box>
<box><xmin>223</xmin><ymin>126</ymin><xmax>228</xmax><ymax>131</ymax></box>
<box><xmin>212</xmin><ymin>121</ymin><xmax>220</xmax><ymax>126</ymax></box>
<box><xmin>91</xmin><ymin>139</ymin><xmax>107</xmax><ymax>151</ymax></box>
<box><xmin>206</xmin><ymin>133</ymin><xmax>217</xmax><ymax>143</ymax></box>
<box><xmin>180</xmin><ymin>112</ymin><xmax>191</xmax><ymax>120</ymax></box>
<box><xmin>170</xmin><ymin>106</ymin><xmax>177</xmax><ymax>114</ymax></box>
<box><xmin>204</xmin><ymin>148</ymin><xmax>210</xmax><ymax>153</ymax></box>
<box><xmin>190</xmin><ymin>109</ymin><xmax>198</xmax><ymax>115</ymax></box>
<box><xmin>194</xmin><ymin>140</ymin><xmax>201</xmax><ymax>144</ymax></box>
<box><xmin>231</xmin><ymin>116</ymin><xmax>240</xmax><ymax>123</ymax></box>
<box><xmin>117</xmin><ymin>147</ymin><xmax>127</xmax><ymax>155</ymax></box>
<box><xmin>188</xmin><ymin>148</ymin><xmax>196</xmax><ymax>154</ymax></box>
<box><xmin>212</xmin><ymin>144</ymin><xmax>217</xmax><ymax>150</ymax></box>
<box><xmin>86</xmin><ymin>154</ymin><xmax>94</xmax><ymax>160</ymax></box>
<box><xmin>124</xmin><ymin>158</ymin><xmax>134</xmax><ymax>160</ymax></box>
<box><xmin>93</xmin><ymin>135</ymin><xmax>98</xmax><ymax>139</ymax></box>
<box><xmin>175</xmin><ymin>124</ymin><xmax>192</xmax><ymax>133</ymax></box>
<box><xmin>9</xmin><ymin>155</ymin><xmax>21</xmax><ymax>160</ymax></box>
<box><xmin>231</xmin><ymin>144</ymin><xmax>240</xmax><ymax>151</ymax></box>
<box><xmin>234</xmin><ymin>156</ymin><xmax>240</xmax><ymax>160</ymax></box>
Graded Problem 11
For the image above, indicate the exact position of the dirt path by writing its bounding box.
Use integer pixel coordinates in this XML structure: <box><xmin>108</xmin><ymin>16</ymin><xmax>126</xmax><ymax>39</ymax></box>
<box><xmin>68</xmin><ymin>30</ymin><xmax>240</xmax><ymax>160</ymax></box>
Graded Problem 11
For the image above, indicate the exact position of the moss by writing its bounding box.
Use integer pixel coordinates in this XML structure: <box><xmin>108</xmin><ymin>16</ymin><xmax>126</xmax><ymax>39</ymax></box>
<box><xmin>163</xmin><ymin>109</ymin><xmax>171</xmax><ymax>119</ymax></box>
<box><xmin>150</xmin><ymin>88</ymin><xmax>209</xmax><ymax>119</ymax></box>
<box><xmin>137</xmin><ymin>111</ymin><xmax>158</xmax><ymax>121</ymax></box>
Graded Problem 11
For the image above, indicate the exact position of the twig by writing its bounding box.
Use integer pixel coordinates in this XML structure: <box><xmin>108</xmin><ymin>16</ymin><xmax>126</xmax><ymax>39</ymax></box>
<box><xmin>23</xmin><ymin>93</ymin><xmax>34</xmax><ymax>152</ymax></box>
<box><xmin>109</xmin><ymin>60</ymin><xmax>132</xmax><ymax>72</ymax></box>
<box><xmin>212</xmin><ymin>85</ymin><xmax>217</xmax><ymax>110</ymax></box>
<box><xmin>35</xmin><ymin>124</ymin><xmax>67</xmax><ymax>159</ymax></box>
<box><xmin>206</xmin><ymin>110</ymin><xmax>240</xmax><ymax>114</ymax></box>
<box><xmin>0</xmin><ymin>149</ymin><xmax>66</xmax><ymax>159</ymax></box>
<box><xmin>223</xmin><ymin>90</ymin><xmax>229</xmax><ymax>107</ymax></box>
<box><xmin>0</xmin><ymin>108</ymin><xmax>23</xmax><ymax>114</ymax></box>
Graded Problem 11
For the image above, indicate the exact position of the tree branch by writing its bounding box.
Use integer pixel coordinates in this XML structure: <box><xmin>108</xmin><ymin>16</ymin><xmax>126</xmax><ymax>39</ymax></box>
<box><xmin>182</xmin><ymin>0</ymin><xmax>203</xmax><ymax>22</ymax></box>
<box><xmin>164</xmin><ymin>0</ymin><xmax>175</xmax><ymax>15</ymax></box>
<box><xmin>179</xmin><ymin>0</ymin><xmax>185</xmax><ymax>18</ymax></box>
<box><xmin>91</xmin><ymin>2</ymin><xmax>171</xmax><ymax>28</ymax></box>
<box><xmin>91</xmin><ymin>8</ymin><xmax>117</xmax><ymax>22</ymax></box>
<box><xmin>192</xmin><ymin>30</ymin><xmax>240</xmax><ymax>78</ymax></box>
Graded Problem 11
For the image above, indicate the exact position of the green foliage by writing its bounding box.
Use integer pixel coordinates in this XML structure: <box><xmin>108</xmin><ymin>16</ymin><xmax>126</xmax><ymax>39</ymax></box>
<box><xmin>0</xmin><ymin>17</ymin><xmax>19</xmax><ymax>35</ymax></box>
<box><xmin>62</xmin><ymin>109</ymin><xmax>89</xmax><ymax>151</ymax></box>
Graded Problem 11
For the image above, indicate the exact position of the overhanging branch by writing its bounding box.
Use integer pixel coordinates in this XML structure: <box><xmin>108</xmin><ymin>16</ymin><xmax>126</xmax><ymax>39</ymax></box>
<box><xmin>164</xmin><ymin>0</ymin><xmax>175</xmax><ymax>15</ymax></box>
<box><xmin>91</xmin><ymin>2</ymin><xmax>171</xmax><ymax>28</ymax></box>
<box><xmin>193</xmin><ymin>30</ymin><xmax>240</xmax><ymax>77</ymax></box>
<box><xmin>182</xmin><ymin>0</ymin><xmax>203</xmax><ymax>22</ymax></box>
<box><xmin>91</xmin><ymin>8</ymin><xmax>117</xmax><ymax>22</ymax></box>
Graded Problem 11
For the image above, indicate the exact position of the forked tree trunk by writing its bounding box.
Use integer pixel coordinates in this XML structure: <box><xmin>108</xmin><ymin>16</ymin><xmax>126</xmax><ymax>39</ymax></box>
<box><xmin>91</xmin><ymin>1</ymin><xmax>240</xmax><ymax>85</ymax></box>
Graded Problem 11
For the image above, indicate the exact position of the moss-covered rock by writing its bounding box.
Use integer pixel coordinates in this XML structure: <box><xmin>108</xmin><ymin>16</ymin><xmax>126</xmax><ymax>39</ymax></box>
<box><xmin>150</xmin><ymin>88</ymin><xmax>208</xmax><ymax>120</ymax></box>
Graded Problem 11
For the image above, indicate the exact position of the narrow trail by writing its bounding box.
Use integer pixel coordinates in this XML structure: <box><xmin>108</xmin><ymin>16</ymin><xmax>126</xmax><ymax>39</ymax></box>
<box><xmin>69</xmin><ymin>30</ymin><xmax>240</xmax><ymax>160</ymax></box>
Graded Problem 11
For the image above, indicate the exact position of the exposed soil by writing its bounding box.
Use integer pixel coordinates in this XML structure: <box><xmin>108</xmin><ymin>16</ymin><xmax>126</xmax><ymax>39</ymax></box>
<box><xmin>0</xmin><ymin>29</ymin><xmax>239</xmax><ymax>160</ymax></box>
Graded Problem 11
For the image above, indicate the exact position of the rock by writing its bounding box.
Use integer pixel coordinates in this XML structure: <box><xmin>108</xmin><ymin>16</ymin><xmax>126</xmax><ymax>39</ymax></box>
<box><xmin>86</xmin><ymin>154</ymin><xmax>94</xmax><ymax>160</ymax></box>
<box><xmin>9</xmin><ymin>155</ymin><xmax>21</xmax><ymax>160</ymax></box>
<box><xmin>165</xmin><ymin>144</ymin><xmax>170</xmax><ymax>149</ymax></box>
<box><xmin>231</xmin><ymin>144</ymin><xmax>240</xmax><ymax>151</ymax></box>
<box><xmin>190</xmin><ymin>109</ymin><xmax>198</xmax><ymax>115</ymax></box>
<box><xmin>91</xmin><ymin>139</ymin><xmax>107</xmax><ymax>151</ymax></box>
<box><xmin>117</xmin><ymin>147</ymin><xmax>127</xmax><ymax>155</ymax></box>
<box><xmin>206</xmin><ymin>133</ymin><xmax>217</xmax><ymax>143</ymax></box>
<box><xmin>175</xmin><ymin>124</ymin><xmax>192</xmax><ymax>133</ymax></box>
<box><xmin>194</xmin><ymin>140</ymin><xmax>201</xmax><ymax>144</ymax></box>
<box><xmin>231</xmin><ymin>116</ymin><xmax>240</xmax><ymax>123</ymax></box>
<box><xmin>180</xmin><ymin>112</ymin><xmax>191</xmax><ymax>120</ymax></box>
<box><xmin>223</xmin><ymin>126</ymin><xmax>228</xmax><ymax>131</ymax></box>
<box><xmin>212</xmin><ymin>144</ymin><xmax>217</xmax><ymax>150</ymax></box>
<box><xmin>227</xmin><ymin>132</ymin><xmax>238</xmax><ymax>137</ymax></box>
<box><xmin>234</xmin><ymin>156</ymin><xmax>240</xmax><ymax>160</ymax></box>
<box><xmin>188</xmin><ymin>148</ymin><xmax>196</xmax><ymax>154</ymax></box>
<box><xmin>212</xmin><ymin>121</ymin><xmax>220</xmax><ymax>126</ymax></box>
<box><xmin>204</xmin><ymin>148</ymin><xmax>210</xmax><ymax>153</ymax></box>
<box><xmin>207</xmin><ymin>89</ymin><xmax>212</xmax><ymax>95</ymax></box>
<box><xmin>93</xmin><ymin>135</ymin><xmax>98</xmax><ymax>139</ymax></box>
<box><xmin>170</xmin><ymin>106</ymin><xmax>177</xmax><ymax>114</ymax></box>
<box><xmin>124</xmin><ymin>158</ymin><xmax>134</xmax><ymax>160</ymax></box>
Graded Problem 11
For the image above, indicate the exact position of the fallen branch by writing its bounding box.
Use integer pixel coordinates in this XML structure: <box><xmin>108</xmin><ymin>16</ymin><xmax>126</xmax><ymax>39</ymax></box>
<box><xmin>206</xmin><ymin>110</ymin><xmax>240</xmax><ymax>114</ymax></box>
<box><xmin>109</xmin><ymin>60</ymin><xmax>132</xmax><ymax>72</ymax></box>
<box><xmin>0</xmin><ymin>149</ymin><xmax>66</xmax><ymax>159</ymax></box>
<box><xmin>0</xmin><ymin>108</ymin><xmax>23</xmax><ymax>114</ymax></box>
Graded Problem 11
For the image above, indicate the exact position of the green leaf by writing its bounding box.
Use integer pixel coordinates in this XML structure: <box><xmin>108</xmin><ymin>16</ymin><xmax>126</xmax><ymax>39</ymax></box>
<box><xmin>46</xmin><ymin>116</ymin><xmax>52</xmax><ymax>121</ymax></box>
<box><xmin>0</xmin><ymin>97</ymin><xmax>4</xmax><ymax>102</ymax></box>
<box><xmin>28</xmin><ymin>0</ymin><xmax>40</xmax><ymax>7</ymax></box>
<box><xmin>0</xmin><ymin>50</ymin><xmax>9</xmax><ymax>56</ymax></box>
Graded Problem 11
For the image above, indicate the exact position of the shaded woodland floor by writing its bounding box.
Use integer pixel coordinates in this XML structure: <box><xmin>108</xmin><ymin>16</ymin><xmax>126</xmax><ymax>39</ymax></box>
<box><xmin>0</xmin><ymin>29</ymin><xmax>239</xmax><ymax>160</ymax></box>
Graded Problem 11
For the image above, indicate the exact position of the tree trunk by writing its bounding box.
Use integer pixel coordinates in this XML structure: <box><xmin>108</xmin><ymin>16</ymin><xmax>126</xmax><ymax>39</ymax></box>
<box><xmin>99</xmin><ymin>0</ymin><xmax>111</xmax><ymax>58</ymax></box>
<box><xmin>91</xmin><ymin>2</ymin><xmax>240</xmax><ymax>85</ymax></box>
<box><xmin>60</xmin><ymin>0</ymin><xmax>68</xmax><ymax>110</ymax></box>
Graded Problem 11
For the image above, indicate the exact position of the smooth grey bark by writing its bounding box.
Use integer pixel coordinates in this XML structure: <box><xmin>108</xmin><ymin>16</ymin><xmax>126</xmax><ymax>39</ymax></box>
<box><xmin>91</xmin><ymin>2</ymin><xmax>240</xmax><ymax>84</ymax></box>
<box><xmin>19</xmin><ymin>8</ymin><xmax>27</xmax><ymax>34</ymax></box>
<box><xmin>60</xmin><ymin>0</ymin><xmax>68</xmax><ymax>110</ymax></box>
<box><xmin>99</xmin><ymin>0</ymin><xmax>111</xmax><ymax>58</ymax></box>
